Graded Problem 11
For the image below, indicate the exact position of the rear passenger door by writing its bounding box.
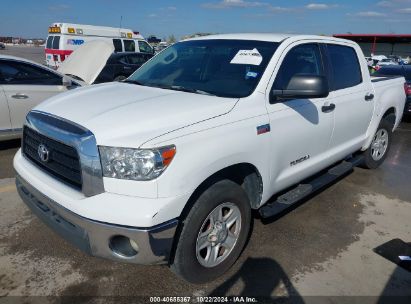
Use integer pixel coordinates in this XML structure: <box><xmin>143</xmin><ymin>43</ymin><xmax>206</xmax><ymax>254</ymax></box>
<box><xmin>324</xmin><ymin>43</ymin><xmax>374</xmax><ymax>158</ymax></box>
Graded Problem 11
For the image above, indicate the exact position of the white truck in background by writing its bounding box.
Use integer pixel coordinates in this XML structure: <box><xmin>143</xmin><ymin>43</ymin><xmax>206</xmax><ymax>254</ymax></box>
<box><xmin>14</xmin><ymin>34</ymin><xmax>406</xmax><ymax>283</ymax></box>
<box><xmin>45</xmin><ymin>22</ymin><xmax>154</xmax><ymax>68</ymax></box>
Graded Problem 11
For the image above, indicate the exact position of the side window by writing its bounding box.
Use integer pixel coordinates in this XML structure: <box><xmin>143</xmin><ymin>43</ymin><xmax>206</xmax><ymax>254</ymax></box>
<box><xmin>0</xmin><ymin>61</ymin><xmax>62</xmax><ymax>85</ymax></box>
<box><xmin>123</xmin><ymin>40</ymin><xmax>135</xmax><ymax>52</ymax></box>
<box><xmin>138</xmin><ymin>41</ymin><xmax>153</xmax><ymax>54</ymax></box>
<box><xmin>126</xmin><ymin>54</ymin><xmax>145</xmax><ymax>65</ymax></box>
<box><xmin>118</xmin><ymin>56</ymin><xmax>128</xmax><ymax>65</ymax></box>
<box><xmin>113</xmin><ymin>39</ymin><xmax>122</xmax><ymax>52</ymax></box>
<box><xmin>52</xmin><ymin>36</ymin><xmax>60</xmax><ymax>50</ymax></box>
<box><xmin>273</xmin><ymin>43</ymin><xmax>323</xmax><ymax>90</ymax></box>
<box><xmin>46</xmin><ymin>36</ymin><xmax>53</xmax><ymax>49</ymax></box>
<box><xmin>326</xmin><ymin>44</ymin><xmax>362</xmax><ymax>90</ymax></box>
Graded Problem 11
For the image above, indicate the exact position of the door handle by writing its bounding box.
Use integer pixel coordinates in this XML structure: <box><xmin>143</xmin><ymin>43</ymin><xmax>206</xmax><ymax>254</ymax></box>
<box><xmin>365</xmin><ymin>93</ymin><xmax>374</xmax><ymax>101</ymax></box>
<box><xmin>321</xmin><ymin>103</ymin><xmax>335</xmax><ymax>113</ymax></box>
<box><xmin>11</xmin><ymin>93</ymin><xmax>28</xmax><ymax>99</ymax></box>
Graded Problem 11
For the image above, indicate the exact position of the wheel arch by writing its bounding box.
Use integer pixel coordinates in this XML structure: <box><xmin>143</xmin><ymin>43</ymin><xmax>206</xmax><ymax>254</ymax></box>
<box><xmin>382</xmin><ymin>107</ymin><xmax>396</xmax><ymax>130</ymax></box>
<box><xmin>363</xmin><ymin>106</ymin><xmax>398</xmax><ymax>151</ymax></box>
<box><xmin>169</xmin><ymin>162</ymin><xmax>261</xmax><ymax>265</ymax></box>
<box><xmin>183</xmin><ymin>163</ymin><xmax>264</xmax><ymax>214</ymax></box>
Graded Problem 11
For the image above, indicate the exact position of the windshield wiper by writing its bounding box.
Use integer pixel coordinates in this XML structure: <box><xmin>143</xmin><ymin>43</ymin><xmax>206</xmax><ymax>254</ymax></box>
<box><xmin>122</xmin><ymin>79</ymin><xmax>145</xmax><ymax>86</ymax></box>
<box><xmin>122</xmin><ymin>81</ymin><xmax>221</xmax><ymax>97</ymax></box>
<box><xmin>168</xmin><ymin>85</ymin><xmax>216</xmax><ymax>96</ymax></box>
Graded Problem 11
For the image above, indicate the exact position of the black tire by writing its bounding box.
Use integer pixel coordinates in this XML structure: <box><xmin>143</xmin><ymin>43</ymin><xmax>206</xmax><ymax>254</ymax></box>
<box><xmin>171</xmin><ymin>180</ymin><xmax>251</xmax><ymax>284</ymax></box>
<box><xmin>361</xmin><ymin>115</ymin><xmax>393</xmax><ymax>169</ymax></box>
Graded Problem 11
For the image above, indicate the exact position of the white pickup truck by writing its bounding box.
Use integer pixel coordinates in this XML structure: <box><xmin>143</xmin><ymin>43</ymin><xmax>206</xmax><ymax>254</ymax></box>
<box><xmin>14</xmin><ymin>34</ymin><xmax>406</xmax><ymax>283</ymax></box>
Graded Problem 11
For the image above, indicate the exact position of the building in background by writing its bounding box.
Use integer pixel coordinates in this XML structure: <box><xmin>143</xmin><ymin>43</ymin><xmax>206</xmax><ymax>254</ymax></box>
<box><xmin>334</xmin><ymin>34</ymin><xmax>411</xmax><ymax>58</ymax></box>
<box><xmin>0</xmin><ymin>37</ymin><xmax>13</xmax><ymax>43</ymax></box>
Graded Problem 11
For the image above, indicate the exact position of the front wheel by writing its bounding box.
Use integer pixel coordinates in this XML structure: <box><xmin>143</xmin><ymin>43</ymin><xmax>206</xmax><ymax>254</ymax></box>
<box><xmin>361</xmin><ymin>117</ymin><xmax>393</xmax><ymax>169</ymax></box>
<box><xmin>171</xmin><ymin>180</ymin><xmax>251</xmax><ymax>283</ymax></box>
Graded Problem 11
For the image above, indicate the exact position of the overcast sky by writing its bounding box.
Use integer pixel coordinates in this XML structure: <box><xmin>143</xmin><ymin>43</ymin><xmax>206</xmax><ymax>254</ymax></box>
<box><xmin>1</xmin><ymin>0</ymin><xmax>411</xmax><ymax>39</ymax></box>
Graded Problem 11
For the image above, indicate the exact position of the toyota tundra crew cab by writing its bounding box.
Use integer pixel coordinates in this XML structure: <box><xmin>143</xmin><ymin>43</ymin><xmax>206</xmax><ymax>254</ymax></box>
<box><xmin>14</xmin><ymin>34</ymin><xmax>406</xmax><ymax>283</ymax></box>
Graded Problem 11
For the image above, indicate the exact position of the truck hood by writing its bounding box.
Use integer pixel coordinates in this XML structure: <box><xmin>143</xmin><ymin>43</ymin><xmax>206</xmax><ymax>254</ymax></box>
<box><xmin>57</xmin><ymin>40</ymin><xmax>114</xmax><ymax>85</ymax></box>
<box><xmin>36</xmin><ymin>82</ymin><xmax>237</xmax><ymax>147</ymax></box>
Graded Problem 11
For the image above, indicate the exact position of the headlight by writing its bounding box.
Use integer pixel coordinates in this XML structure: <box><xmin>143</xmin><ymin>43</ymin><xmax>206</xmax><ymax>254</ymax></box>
<box><xmin>99</xmin><ymin>145</ymin><xmax>176</xmax><ymax>181</ymax></box>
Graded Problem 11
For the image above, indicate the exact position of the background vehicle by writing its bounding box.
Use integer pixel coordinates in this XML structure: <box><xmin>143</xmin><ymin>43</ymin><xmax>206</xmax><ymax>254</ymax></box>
<box><xmin>14</xmin><ymin>34</ymin><xmax>406</xmax><ymax>283</ymax></box>
<box><xmin>373</xmin><ymin>65</ymin><xmax>411</xmax><ymax>117</ymax></box>
<box><xmin>0</xmin><ymin>42</ymin><xmax>114</xmax><ymax>141</ymax></box>
<box><xmin>154</xmin><ymin>41</ymin><xmax>170</xmax><ymax>53</ymax></box>
<box><xmin>94</xmin><ymin>52</ymin><xmax>153</xmax><ymax>83</ymax></box>
<box><xmin>45</xmin><ymin>23</ymin><xmax>154</xmax><ymax>68</ymax></box>
<box><xmin>147</xmin><ymin>35</ymin><xmax>161</xmax><ymax>44</ymax></box>
<box><xmin>376</xmin><ymin>58</ymin><xmax>398</xmax><ymax>68</ymax></box>
<box><xmin>0</xmin><ymin>55</ymin><xmax>81</xmax><ymax>141</ymax></box>
<box><xmin>0</xmin><ymin>42</ymin><xmax>5</xmax><ymax>50</ymax></box>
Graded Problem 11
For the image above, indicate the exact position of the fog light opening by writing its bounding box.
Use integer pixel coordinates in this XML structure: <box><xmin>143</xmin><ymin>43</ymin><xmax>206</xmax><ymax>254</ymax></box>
<box><xmin>109</xmin><ymin>235</ymin><xmax>138</xmax><ymax>258</ymax></box>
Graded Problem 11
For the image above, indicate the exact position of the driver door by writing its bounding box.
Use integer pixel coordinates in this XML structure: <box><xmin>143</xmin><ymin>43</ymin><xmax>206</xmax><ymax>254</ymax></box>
<box><xmin>0</xmin><ymin>59</ymin><xmax>67</xmax><ymax>130</ymax></box>
<box><xmin>266</xmin><ymin>43</ymin><xmax>334</xmax><ymax>193</ymax></box>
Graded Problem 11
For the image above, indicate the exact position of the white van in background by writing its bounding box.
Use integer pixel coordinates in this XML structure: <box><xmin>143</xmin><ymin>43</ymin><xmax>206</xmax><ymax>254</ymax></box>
<box><xmin>45</xmin><ymin>23</ymin><xmax>154</xmax><ymax>68</ymax></box>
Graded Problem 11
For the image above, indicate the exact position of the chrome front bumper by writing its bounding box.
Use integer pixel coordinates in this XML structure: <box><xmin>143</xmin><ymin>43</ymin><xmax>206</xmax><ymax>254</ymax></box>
<box><xmin>16</xmin><ymin>175</ymin><xmax>178</xmax><ymax>265</ymax></box>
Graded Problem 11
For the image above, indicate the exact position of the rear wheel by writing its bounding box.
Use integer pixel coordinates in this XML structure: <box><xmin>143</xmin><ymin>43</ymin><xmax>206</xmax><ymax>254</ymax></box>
<box><xmin>171</xmin><ymin>180</ymin><xmax>251</xmax><ymax>283</ymax></box>
<box><xmin>361</xmin><ymin>116</ymin><xmax>393</xmax><ymax>169</ymax></box>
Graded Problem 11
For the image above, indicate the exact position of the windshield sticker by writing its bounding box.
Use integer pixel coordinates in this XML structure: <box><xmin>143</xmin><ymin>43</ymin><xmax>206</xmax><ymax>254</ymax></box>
<box><xmin>230</xmin><ymin>48</ymin><xmax>263</xmax><ymax>65</ymax></box>
<box><xmin>246</xmin><ymin>71</ymin><xmax>258</xmax><ymax>79</ymax></box>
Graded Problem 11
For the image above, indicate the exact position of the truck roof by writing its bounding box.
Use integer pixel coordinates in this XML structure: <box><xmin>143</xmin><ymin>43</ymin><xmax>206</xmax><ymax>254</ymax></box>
<box><xmin>186</xmin><ymin>33</ymin><xmax>355</xmax><ymax>44</ymax></box>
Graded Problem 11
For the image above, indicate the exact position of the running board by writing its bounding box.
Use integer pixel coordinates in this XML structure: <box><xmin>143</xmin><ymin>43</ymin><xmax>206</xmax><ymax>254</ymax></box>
<box><xmin>259</xmin><ymin>155</ymin><xmax>364</xmax><ymax>219</ymax></box>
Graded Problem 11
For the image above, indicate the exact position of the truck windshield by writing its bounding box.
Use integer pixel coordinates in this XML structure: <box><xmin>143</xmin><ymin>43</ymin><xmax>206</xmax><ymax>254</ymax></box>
<box><xmin>128</xmin><ymin>39</ymin><xmax>279</xmax><ymax>98</ymax></box>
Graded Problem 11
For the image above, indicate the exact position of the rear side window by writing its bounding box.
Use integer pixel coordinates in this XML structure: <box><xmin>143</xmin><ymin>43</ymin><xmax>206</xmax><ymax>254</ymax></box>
<box><xmin>123</xmin><ymin>40</ymin><xmax>135</xmax><ymax>52</ymax></box>
<box><xmin>46</xmin><ymin>36</ymin><xmax>53</xmax><ymax>49</ymax></box>
<box><xmin>52</xmin><ymin>36</ymin><xmax>60</xmax><ymax>50</ymax></box>
<box><xmin>0</xmin><ymin>60</ymin><xmax>62</xmax><ymax>85</ymax></box>
<box><xmin>273</xmin><ymin>43</ymin><xmax>324</xmax><ymax>90</ymax></box>
<box><xmin>138</xmin><ymin>41</ymin><xmax>153</xmax><ymax>53</ymax></box>
<box><xmin>326</xmin><ymin>44</ymin><xmax>362</xmax><ymax>90</ymax></box>
<box><xmin>113</xmin><ymin>39</ymin><xmax>122</xmax><ymax>52</ymax></box>
<box><xmin>405</xmin><ymin>69</ymin><xmax>411</xmax><ymax>81</ymax></box>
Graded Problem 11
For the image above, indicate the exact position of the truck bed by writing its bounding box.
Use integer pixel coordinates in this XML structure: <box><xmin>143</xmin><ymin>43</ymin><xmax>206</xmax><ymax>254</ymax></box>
<box><xmin>371</xmin><ymin>75</ymin><xmax>404</xmax><ymax>83</ymax></box>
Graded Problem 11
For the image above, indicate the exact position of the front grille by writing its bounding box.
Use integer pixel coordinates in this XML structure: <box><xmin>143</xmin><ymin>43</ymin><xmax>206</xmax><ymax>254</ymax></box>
<box><xmin>22</xmin><ymin>127</ymin><xmax>82</xmax><ymax>190</ymax></box>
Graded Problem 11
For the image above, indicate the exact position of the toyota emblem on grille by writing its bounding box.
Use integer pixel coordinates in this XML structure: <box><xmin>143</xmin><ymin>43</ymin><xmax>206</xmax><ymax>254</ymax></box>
<box><xmin>37</xmin><ymin>144</ymin><xmax>50</xmax><ymax>162</ymax></box>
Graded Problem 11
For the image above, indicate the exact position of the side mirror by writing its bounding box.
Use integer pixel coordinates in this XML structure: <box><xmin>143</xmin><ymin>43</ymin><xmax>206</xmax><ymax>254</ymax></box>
<box><xmin>271</xmin><ymin>75</ymin><xmax>329</xmax><ymax>102</ymax></box>
<box><xmin>62</xmin><ymin>76</ymin><xmax>73</xmax><ymax>87</ymax></box>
